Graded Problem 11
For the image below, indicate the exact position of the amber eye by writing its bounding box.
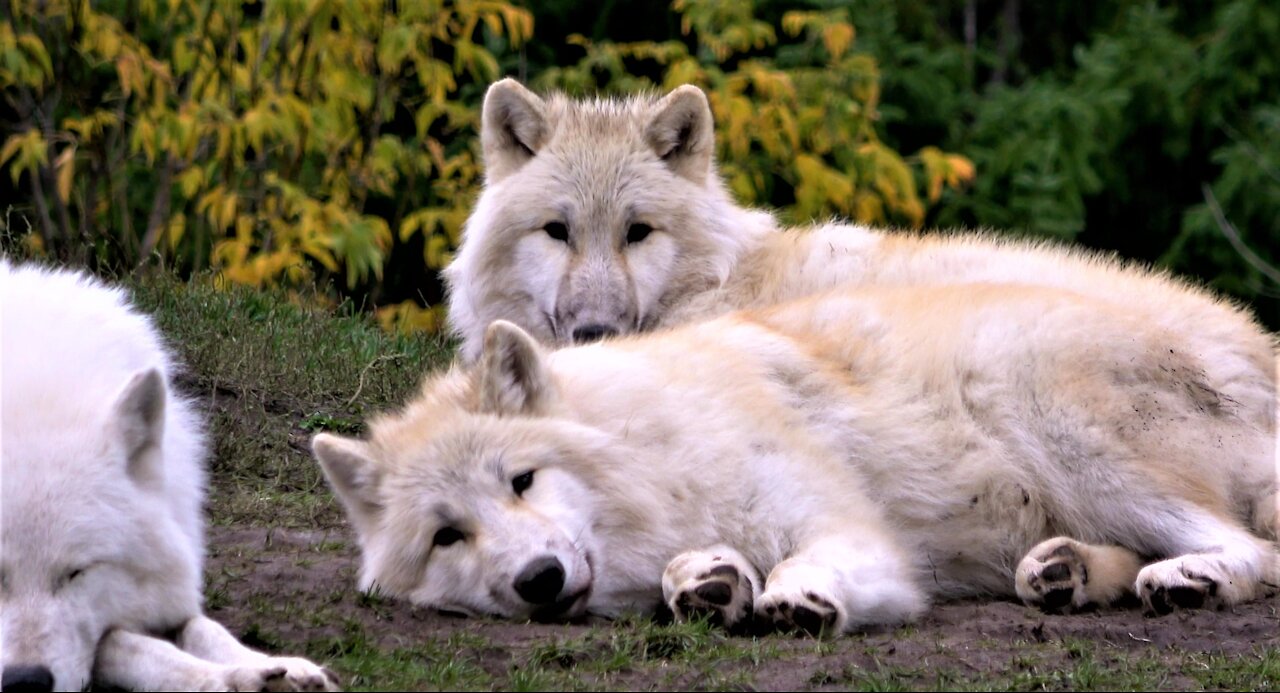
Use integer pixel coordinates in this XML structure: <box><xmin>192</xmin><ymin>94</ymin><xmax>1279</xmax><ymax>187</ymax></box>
<box><xmin>433</xmin><ymin>527</ymin><xmax>464</xmax><ymax>547</ymax></box>
<box><xmin>543</xmin><ymin>222</ymin><xmax>569</xmax><ymax>243</ymax></box>
<box><xmin>626</xmin><ymin>223</ymin><xmax>653</xmax><ymax>245</ymax></box>
<box><xmin>512</xmin><ymin>470</ymin><xmax>535</xmax><ymax>496</ymax></box>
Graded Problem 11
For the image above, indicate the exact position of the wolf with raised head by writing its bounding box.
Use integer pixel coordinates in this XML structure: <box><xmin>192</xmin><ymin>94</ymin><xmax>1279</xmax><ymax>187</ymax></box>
<box><xmin>444</xmin><ymin>79</ymin><xmax>1266</xmax><ymax>374</ymax></box>
<box><xmin>314</xmin><ymin>282</ymin><xmax>1277</xmax><ymax>634</ymax></box>
<box><xmin>0</xmin><ymin>261</ymin><xmax>340</xmax><ymax>692</ymax></box>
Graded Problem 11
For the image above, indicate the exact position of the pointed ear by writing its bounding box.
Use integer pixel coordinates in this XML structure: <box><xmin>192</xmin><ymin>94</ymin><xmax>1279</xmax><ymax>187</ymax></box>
<box><xmin>479</xmin><ymin>320</ymin><xmax>557</xmax><ymax>416</ymax></box>
<box><xmin>481</xmin><ymin>78</ymin><xmax>549</xmax><ymax>181</ymax></box>
<box><xmin>645</xmin><ymin>85</ymin><xmax>716</xmax><ymax>183</ymax></box>
<box><xmin>312</xmin><ymin>433</ymin><xmax>384</xmax><ymax>535</ymax></box>
<box><xmin>113</xmin><ymin>369</ymin><xmax>166</xmax><ymax>487</ymax></box>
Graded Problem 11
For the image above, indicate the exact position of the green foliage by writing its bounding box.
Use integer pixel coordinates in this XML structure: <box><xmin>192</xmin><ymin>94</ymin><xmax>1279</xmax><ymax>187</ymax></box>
<box><xmin>7</xmin><ymin>0</ymin><xmax>1277</xmax><ymax>328</ymax></box>
<box><xmin>537</xmin><ymin>0</ymin><xmax>973</xmax><ymax>228</ymax></box>
<box><xmin>2</xmin><ymin>0</ymin><xmax>533</xmax><ymax>329</ymax></box>
<box><xmin>2</xmin><ymin>0</ymin><xmax>967</xmax><ymax>331</ymax></box>
<box><xmin>855</xmin><ymin>0</ymin><xmax>1280</xmax><ymax>325</ymax></box>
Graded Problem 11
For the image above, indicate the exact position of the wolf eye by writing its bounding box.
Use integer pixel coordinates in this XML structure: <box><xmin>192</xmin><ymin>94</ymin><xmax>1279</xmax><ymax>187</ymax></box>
<box><xmin>626</xmin><ymin>223</ymin><xmax>653</xmax><ymax>245</ymax></box>
<box><xmin>433</xmin><ymin>527</ymin><xmax>464</xmax><ymax>547</ymax></box>
<box><xmin>54</xmin><ymin>566</ymin><xmax>87</xmax><ymax>592</ymax></box>
<box><xmin>512</xmin><ymin>470</ymin><xmax>535</xmax><ymax>496</ymax></box>
<box><xmin>543</xmin><ymin>222</ymin><xmax>569</xmax><ymax>243</ymax></box>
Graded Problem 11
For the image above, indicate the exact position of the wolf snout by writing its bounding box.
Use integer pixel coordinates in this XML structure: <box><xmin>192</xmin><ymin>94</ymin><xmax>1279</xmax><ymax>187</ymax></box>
<box><xmin>1</xmin><ymin>664</ymin><xmax>55</xmax><ymax>693</ymax></box>
<box><xmin>514</xmin><ymin>556</ymin><xmax>566</xmax><ymax>604</ymax></box>
<box><xmin>571</xmin><ymin>324</ymin><xmax>620</xmax><ymax>343</ymax></box>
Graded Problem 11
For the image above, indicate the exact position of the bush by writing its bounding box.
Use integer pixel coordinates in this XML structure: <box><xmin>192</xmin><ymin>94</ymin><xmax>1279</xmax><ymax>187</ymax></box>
<box><xmin>1</xmin><ymin>0</ymin><xmax>968</xmax><ymax>332</ymax></box>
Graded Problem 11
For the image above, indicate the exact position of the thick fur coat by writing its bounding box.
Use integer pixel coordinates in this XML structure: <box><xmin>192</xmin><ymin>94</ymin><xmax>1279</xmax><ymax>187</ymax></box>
<box><xmin>0</xmin><ymin>261</ymin><xmax>338</xmax><ymax>691</ymax></box>
<box><xmin>315</xmin><ymin>283</ymin><xmax>1278</xmax><ymax>634</ymax></box>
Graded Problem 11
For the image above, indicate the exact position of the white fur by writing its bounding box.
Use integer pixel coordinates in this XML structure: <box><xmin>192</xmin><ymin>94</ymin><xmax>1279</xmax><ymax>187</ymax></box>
<box><xmin>443</xmin><ymin>80</ymin><xmax>1277</xmax><ymax>442</ymax></box>
<box><xmin>444</xmin><ymin>80</ymin><xmax>773</xmax><ymax>360</ymax></box>
<box><xmin>0</xmin><ymin>261</ymin><xmax>338</xmax><ymax>691</ymax></box>
<box><xmin>314</xmin><ymin>284</ymin><xmax>1278</xmax><ymax>634</ymax></box>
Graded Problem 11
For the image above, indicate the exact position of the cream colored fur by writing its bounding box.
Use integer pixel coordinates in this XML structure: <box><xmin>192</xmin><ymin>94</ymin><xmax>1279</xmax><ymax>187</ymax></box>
<box><xmin>444</xmin><ymin>81</ymin><xmax>1277</xmax><ymax>380</ymax></box>
<box><xmin>314</xmin><ymin>283</ymin><xmax>1278</xmax><ymax>634</ymax></box>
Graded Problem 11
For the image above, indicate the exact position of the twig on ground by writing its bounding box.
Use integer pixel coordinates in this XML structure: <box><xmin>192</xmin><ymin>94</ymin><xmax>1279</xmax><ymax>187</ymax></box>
<box><xmin>346</xmin><ymin>353</ymin><xmax>406</xmax><ymax>407</ymax></box>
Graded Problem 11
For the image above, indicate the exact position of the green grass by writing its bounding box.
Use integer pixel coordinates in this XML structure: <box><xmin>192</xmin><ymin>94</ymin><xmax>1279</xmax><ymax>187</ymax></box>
<box><xmin>129</xmin><ymin>273</ymin><xmax>453</xmax><ymax>527</ymax></box>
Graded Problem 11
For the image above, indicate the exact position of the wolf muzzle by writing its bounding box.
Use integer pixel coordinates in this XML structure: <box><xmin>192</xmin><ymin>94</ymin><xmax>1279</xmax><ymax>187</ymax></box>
<box><xmin>1</xmin><ymin>664</ymin><xmax>55</xmax><ymax>693</ymax></box>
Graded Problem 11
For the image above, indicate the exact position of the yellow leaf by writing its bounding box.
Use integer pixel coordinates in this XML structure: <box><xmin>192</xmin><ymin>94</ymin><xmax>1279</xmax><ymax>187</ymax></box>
<box><xmin>54</xmin><ymin>146</ymin><xmax>75</xmax><ymax>203</ymax></box>
<box><xmin>1</xmin><ymin>129</ymin><xmax>47</xmax><ymax>185</ymax></box>
<box><xmin>946</xmin><ymin>154</ymin><xmax>976</xmax><ymax>185</ymax></box>
<box><xmin>822</xmin><ymin>22</ymin><xmax>855</xmax><ymax>62</ymax></box>
<box><xmin>166</xmin><ymin>213</ymin><xmax>185</xmax><ymax>251</ymax></box>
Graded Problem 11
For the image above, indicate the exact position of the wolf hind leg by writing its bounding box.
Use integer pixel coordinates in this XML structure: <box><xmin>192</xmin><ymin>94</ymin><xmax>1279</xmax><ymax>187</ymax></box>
<box><xmin>176</xmin><ymin>616</ymin><xmax>341</xmax><ymax>691</ymax></box>
<box><xmin>662</xmin><ymin>545</ymin><xmax>760</xmax><ymax>632</ymax></box>
<box><xmin>1015</xmin><ymin>537</ymin><xmax>1144</xmax><ymax>613</ymax></box>
<box><xmin>755</xmin><ymin>534</ymin><xmax>926</xmax><ymax>636</ymax></box>
<box><xmin>1134</xmin><ymin>512</ymin><xmax>1280</xmax><ymax>615</ymax></box>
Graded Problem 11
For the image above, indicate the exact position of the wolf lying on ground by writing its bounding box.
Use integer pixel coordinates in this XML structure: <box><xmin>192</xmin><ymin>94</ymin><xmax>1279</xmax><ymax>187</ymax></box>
<box><xmin>444</xmin><ymin>79</ymin><xmax>1267</xmax><ymax>375</ymax></box>
<box><xmin>0</xmin><ymin>261</ymin><xmax>340</xmax><ymax>692</ymax></box>
<box><xmin>313</xmin><ymin>283</ymin><xmax>1278</xmax><ymax>635</ymax></box>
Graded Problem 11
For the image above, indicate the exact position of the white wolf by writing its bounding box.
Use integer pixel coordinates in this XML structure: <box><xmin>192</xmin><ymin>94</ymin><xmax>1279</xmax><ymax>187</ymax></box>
<box><xmin>313</xmin><ymin>283</ymin><xmax>1278</xmax><ymax>635</ymax></box>
<box><xmin>444</xmin><ymin>79</ymin><xmax>1265</xmax><ymax>374</ymax></box>
<box><xmin>0</xmin><ymin>261</ymin><xmax>340</xmax><ymax>691</ymax></box>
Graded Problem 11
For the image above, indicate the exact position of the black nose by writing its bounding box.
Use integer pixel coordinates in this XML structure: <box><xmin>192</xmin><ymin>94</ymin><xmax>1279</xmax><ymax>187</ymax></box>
<box><xmin>2</xmin><ymin>665</ymin><xmax>55</xmax><ymax>693</ymax></box>
<box><xmin>514</xmin><ymin>556</ymin><xmax>565</xmax><ymax>604</ymax></box>
<box><xmin>571</xmin><ymin>324</ymin><xmax>619</xmax><ymax>343</ymax></box>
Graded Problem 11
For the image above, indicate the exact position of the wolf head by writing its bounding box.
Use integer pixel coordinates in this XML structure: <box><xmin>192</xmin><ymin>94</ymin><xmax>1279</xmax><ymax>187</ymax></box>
<box><xmin>1</xmin><ymin>369</ymin><xmax>202</xmax><ymax>692</ymax></box>
<box><xmin>444</xmin><ymin>79</ymin><xmax>774</xmax><ymax>361</ymax></box>
<box><xmin>313</xmin><ymin>321</ymin><xmax>622</xmax><ymax>621</ymax></box>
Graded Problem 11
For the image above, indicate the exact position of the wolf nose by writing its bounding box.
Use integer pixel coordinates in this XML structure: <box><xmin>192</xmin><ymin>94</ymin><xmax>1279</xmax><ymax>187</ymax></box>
<box><xmin>2</xmin><ymin>665</ymin><xmax>55</xmax><ymax>692</ymax></box>
<box><xmin>571</xmin><ymin>324</ymin><xmax>619</xmax><ymax>343</ymax></box>
<box><xmin>514</xmin><ymin>556</ymin><xmax>566</xmax><ymax>604</ymax></box>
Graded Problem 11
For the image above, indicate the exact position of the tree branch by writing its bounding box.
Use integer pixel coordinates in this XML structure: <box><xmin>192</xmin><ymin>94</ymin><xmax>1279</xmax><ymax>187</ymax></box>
<box><xmin>1202</xmin><ymin>183</ymin><xmax>1280</xmax><ymax>287</ymax></box>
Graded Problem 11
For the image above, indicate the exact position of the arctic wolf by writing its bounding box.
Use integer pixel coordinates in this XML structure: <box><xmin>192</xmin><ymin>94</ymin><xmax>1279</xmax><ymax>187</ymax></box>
<box><xmin>314</xmin><ymin>284</ymin><xmax>1278</xmax><ymax>634</ymax></box>
<box><xmin>444</xmin><ymin>79</ymin><xmax>1263</xmax><ymax>370</ymax></box>
<box><xmin>0</xmin><ymin>261</ymin><xmax>339</xmax><ymax>691</ymax></box>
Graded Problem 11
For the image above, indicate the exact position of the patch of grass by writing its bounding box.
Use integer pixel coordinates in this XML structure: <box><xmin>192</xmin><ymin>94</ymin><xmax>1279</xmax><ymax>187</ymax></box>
<box><xmin>1185</xmin><ymin>648</ymin><xmax>1280</xmax><ymax>690</ymax></box>
<box><xmin>128</xmin><ymin>273</ymin><xmax>453</xmax><ymax>527</ymax></box>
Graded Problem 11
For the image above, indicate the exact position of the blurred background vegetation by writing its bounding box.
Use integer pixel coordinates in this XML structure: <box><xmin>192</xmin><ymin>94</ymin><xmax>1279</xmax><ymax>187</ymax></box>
<box><xmin>2</xmin><ymin>0</ymin><xmax>1278</xmax><ymax>330</ymax></box>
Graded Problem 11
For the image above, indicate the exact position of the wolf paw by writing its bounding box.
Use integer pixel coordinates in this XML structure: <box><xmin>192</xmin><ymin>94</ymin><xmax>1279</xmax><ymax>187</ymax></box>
<box><xmin>1016</xmin><ymin>538</ymin><xmax>1091</xmax><ymax>613</ymax></box>
<box><xmin>213</xmin><ymin>658</ymin><xmax>340</xmax><ymax>692</ymax></box>
<box><xmin>756</xmin><ymin>588</ymin><xmax>842</xmax><ymax>636</ymax></box>
<box><xmin>1137</xmin><ymin>558</ymin><xmax>1221</xmax><ymax>616</ymax></box>
<box><xmin>663</xmin><ymin>548</ymin><xmax>757</xmax><ymax>631</ymax></box>
<box><xmin>206</xmin><ymin>664</ymin><xmax>288</xmax><ymax>692</ymax></box>
<box><xmin>265</xmin><ymin>657</ymin><xmax>342</xmax><ymax>692</ymax></box>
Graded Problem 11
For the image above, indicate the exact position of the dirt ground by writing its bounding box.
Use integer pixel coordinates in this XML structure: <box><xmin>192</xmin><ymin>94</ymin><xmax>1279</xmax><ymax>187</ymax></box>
<box><xmin>206</xmin><ymin>525</ymin><xmax>1280</xmax><ymax>691</ymax></box>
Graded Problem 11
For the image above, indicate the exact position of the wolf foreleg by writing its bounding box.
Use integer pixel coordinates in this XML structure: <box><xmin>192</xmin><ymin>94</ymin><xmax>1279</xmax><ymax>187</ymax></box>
<box><xmin>755</xmin><ymin>534</ymin><xmax>926</xmax><ymax>635</ymax></box>
<box><xmin>175</xmin><ymin>615</ymin><xmax>341</xmax><ymax>691</ymax></box>
<box><xmin>95</xmin><ymin>628</ymin><xmax>317</xmax><ymax>692</ymax></box>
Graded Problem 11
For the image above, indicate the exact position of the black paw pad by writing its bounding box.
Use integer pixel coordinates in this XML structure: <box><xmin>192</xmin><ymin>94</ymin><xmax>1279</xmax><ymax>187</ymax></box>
<box><xmin>694</xmin><ymin>580</ymin><xmax>733</xmax><ymax>606</ymax></box>
<box><xmin>1040</xmin><ymin>562</ymin><xmax>1071</xmax><ymax>583</ymax></box>
<box><xmin>1040</xmin><ymin>587</ymin><xmax>1074</xmax><ymax>612</ymax></box>
<box><xmin>791</xmin><ymin>604</ymin><xmax>836</xmax><ymax>636</ymax></box>
<box><xmin>1145</xmin><ymin>586</ymin><xmax>1173</xmax><ymax>616</ymax></box>
<box><xmin>1167</xmin><ymin>585</ymin><xmax>1206</xmax><ymax>609</ymax></box>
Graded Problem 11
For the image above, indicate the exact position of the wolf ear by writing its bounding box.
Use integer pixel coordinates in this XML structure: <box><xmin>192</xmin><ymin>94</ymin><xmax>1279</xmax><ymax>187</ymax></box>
<box><xmin>312</xmin><ymin>433</ymin><xmax>384</xmax><ymax>534</ymax></box>
<box><xmin>479</xmin><ymin>320</ymin><xmax>557</xmax><ymax>417</ymax></box>
<box><xmin>645</xmin><ymin>85</ymin><xmax>716</xmax><ymax>183</ymax></box>
<box><xmin>481</xmin><ymin>78</ymin><xmax>549</xmax><ymax>181</ymax></box>
<box><xmin>113</xmin><ymin>368</ymin><xmax>166</xmax><ymax>487</ymax></box>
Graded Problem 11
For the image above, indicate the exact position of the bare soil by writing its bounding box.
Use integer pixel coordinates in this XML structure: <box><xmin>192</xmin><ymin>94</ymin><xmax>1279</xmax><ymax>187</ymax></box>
<box><xmin>205</xmin><ymin>526</ymin><xmax>1280</xmax><ymax>691</ymax></box>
